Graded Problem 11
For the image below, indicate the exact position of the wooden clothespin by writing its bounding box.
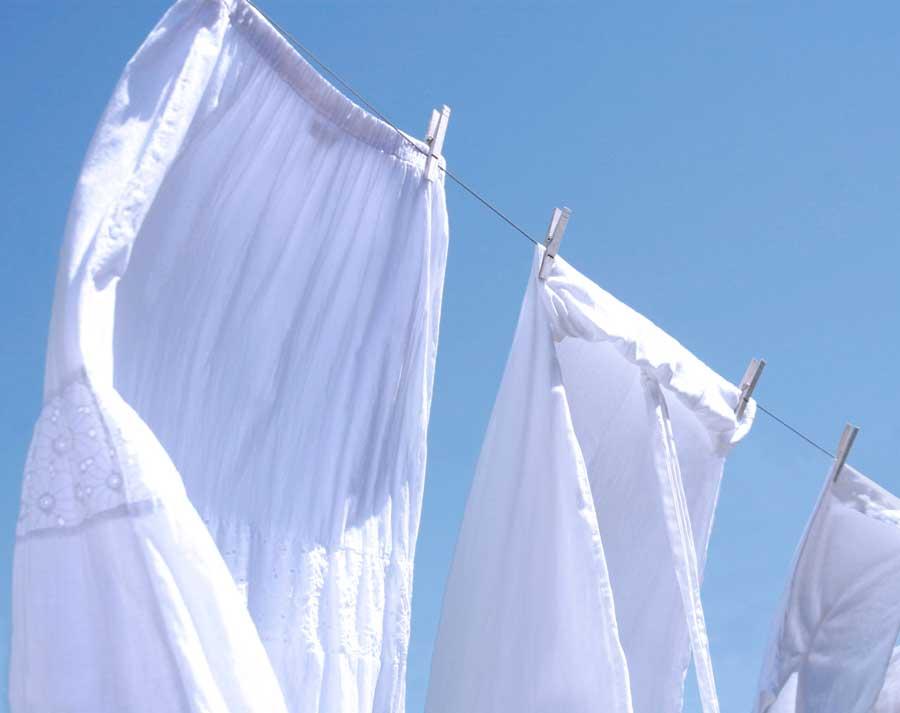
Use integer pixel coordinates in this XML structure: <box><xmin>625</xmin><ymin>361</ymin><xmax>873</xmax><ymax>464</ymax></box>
<box><xmin>735</xmin><ymin>358</ymin><xmax>766</xmax><ymax>420</ymax></box>
<box><xmin>424</xmin><ymin>105</ymin><xmax>451</xmax><ymax>182</ymax></box>
<box><xmin>538</xmin><ymin>207</ymin><xmax>571</xmax><ymax>280</ymax></box>
<box><xmin>830</xmin><ymin>423</ymin><xmax>860</xmax><ymax>483</ymax></box>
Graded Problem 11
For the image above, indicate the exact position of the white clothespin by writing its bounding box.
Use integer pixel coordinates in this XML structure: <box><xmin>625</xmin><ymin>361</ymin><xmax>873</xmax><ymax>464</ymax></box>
<box><xmin>830</xmin><ymin>423</ymin><xmax>860</xmax><ymax>483</ymax></box>
<box><xmin>735</xmin><ymin>358</ymin><xmax>766</xmax><ymax>420</ymax></box>
<box><xmin>424</xmin><ymin>105</ymin><xmax>451</xmax><ymax>182</ymax></box>
<box><xmin>538</xmin><ymin>207</ymin><xmax>571</xmax><ymax>280</ymax></box>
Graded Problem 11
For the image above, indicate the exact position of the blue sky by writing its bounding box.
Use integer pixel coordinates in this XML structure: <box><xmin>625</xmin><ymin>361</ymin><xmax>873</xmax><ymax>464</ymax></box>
<box><xmin>1</xmin><ymin>1</ymin><xmax>898</xmax><ymax>711</ymax></box>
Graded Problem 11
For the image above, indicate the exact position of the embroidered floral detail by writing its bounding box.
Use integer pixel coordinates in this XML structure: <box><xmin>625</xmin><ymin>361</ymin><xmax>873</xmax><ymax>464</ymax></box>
<box><xmin>17</xmin><ymin>378</ymin><xmax>149</xmax><ymax>536</ymax></box>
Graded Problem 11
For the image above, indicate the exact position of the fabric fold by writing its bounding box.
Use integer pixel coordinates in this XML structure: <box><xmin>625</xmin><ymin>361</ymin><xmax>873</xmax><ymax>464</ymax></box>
<box><xmin>425</xmin><ymin>247</ymin><xmax>634</xmax><ymax>713</ymax></box>
<box><xmin>642</xmin><ymin>373</ymin><xmax>720</xmax><ymax>713</ymax></box>
<box><xmin>538</xmin><ymin>261</ymin><xmax>754</xmax><ymax>452</ymax></box>
<box><xmin>754</xmin><ymin>464</ymin><xmax>900</xmax><ymax>713</ymax></box>
<box><xmin>427</xmin><ymin>247</ymin><xmax>753</xmax><ymax>713</ymax></box>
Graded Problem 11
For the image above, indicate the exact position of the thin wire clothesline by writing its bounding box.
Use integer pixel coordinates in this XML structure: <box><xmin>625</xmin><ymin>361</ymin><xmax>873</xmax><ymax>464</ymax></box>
<box><xmin>756</xmin><ymin>405</ymin><xmax>834</xmax><ymax>459</ymax></box>
<box><xmin>249</xmin><ymin>0</ymin><xmax>838</xmax><ymax>462</ymax></box>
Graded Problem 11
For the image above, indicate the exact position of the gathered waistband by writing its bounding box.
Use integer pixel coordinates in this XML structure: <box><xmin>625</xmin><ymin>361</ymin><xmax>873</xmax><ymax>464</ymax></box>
<box><xmin>228</xmin><ymin>0</ymin><xmax>430</xmax><ymax>166</ymax></box>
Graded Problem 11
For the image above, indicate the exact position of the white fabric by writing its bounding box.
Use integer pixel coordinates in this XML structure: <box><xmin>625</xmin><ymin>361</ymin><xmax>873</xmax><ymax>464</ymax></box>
<box><xmin>874</xmin><ymin>647</ymin><xmax>900</xmax><ymax>712</ymax></box>
<box><xmin>11</xmin><ymin>1</ymin><xmax>448</xmax><ymax>712</ymax></box>
<box><xmin>426</xmin><ymin>247</ymin><xmax>754</xmax><ymax>713</ymax></box>
<box><xmin>754</xmin><ymin>465</ymin><xmax>900</xmax><ymax>713</ymax></box>
<box><xmin>642</xmin><ymin>375</ymin><xmax>720</xmax><ymax>712</ymax></box>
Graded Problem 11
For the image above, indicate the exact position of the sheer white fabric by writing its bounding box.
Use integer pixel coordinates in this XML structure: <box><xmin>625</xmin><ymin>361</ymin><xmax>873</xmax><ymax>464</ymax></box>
<box><xmin>10</xmin><ymin>1</ymin><xmax>448</xmax><ymax>712</ymax></box>
<box><xmin>754</xmin><ymin>465</ymin><xmax>900</xmax><ymax>713</ymax></box>
<box><xmin>425</xmin><ymin>247</ymin><xmax>754</xmax><ymax>713</ymax></box>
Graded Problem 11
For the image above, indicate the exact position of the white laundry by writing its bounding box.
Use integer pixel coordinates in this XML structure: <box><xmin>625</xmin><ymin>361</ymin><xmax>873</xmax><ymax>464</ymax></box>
<box><xmin>425</xmin><ymin>247</ymin><xmax>754</xmax><ymax>713</ymax></box>
<box><xmin>754</xmin><ymin>465</ymin><xmax>900</xmax><ymax>713</ymax></box>
<box><xmin>10</xmin><ymin>1</ymin><xmax>448</xmax><ymax>712</ymax></box>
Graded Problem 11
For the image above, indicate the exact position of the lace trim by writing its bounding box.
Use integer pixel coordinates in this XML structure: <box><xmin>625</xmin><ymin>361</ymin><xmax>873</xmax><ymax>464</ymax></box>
<box><xmin>205</xmin><ymin>513</ymin><xmax>412</xmax><ymax>662</ymax></box>
<box><xmin>17</xmin><ymin>378</ymin><xmax>150</xmax><ymax>536</ymax></box>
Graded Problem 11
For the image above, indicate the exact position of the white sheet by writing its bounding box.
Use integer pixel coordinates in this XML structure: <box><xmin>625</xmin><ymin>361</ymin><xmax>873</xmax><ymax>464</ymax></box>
<box><xmin>754</xmin><ymin>465</ymin><xmax>900</xmax><ymax>713</ymax></box>
<box><xmin>426</xmin><ymin>247</ymin><xmax>754</xmax><ymax>713</ymax></box>
<box><xmin>11</xmin><ymin>1</ymin><xmax>448</xmax><ymax>711</ymax></box>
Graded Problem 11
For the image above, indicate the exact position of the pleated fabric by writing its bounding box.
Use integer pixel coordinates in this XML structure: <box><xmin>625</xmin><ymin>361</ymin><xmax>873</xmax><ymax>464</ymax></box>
<box><xmin>10</xmin><ymin>1</ymin><xmax>448</xmax><ymax>712</ymax></box>
<box><xmin>425</xmin><ymin>247</ymin><xmax>754</xmax><ymax>713</ymax></box>
<box><xmin>754</xmin><ymin>465</ymin><xmax>900</xmax><ymax>713</ymax></box>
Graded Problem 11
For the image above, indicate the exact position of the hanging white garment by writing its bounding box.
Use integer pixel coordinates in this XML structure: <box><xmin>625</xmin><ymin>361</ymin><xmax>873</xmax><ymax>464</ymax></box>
<box><xmin>426</xmin><ymin>247</ymin><xmax>754</xmax><ymax>713</ymax></box>
<box><xmin>754</xmin><ymin>465</ymin><xmax>900</xmax><ymax>713</ymax></box>
<box><xmin>10</xmin><ymin>1</ymin><xmax>448</xmax><ymax>712</ymax></box>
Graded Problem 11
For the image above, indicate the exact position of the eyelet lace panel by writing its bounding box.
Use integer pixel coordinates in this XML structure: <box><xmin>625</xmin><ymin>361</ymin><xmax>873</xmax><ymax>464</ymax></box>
<box><xmin>17</xmin><ymin>378</ymin><xmax>151</xmax><ymax>536</ymax></box>
<box><xmin>202</xmin><ymin>512</ymin><xmax>416</xmax><ymax>708</ymax></box>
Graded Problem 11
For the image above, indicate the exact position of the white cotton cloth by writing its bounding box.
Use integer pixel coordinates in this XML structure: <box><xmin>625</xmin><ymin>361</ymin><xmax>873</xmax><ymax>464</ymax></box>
<box><xmin>754</xmin><ymin>465</ymin><xmax>900</xmax><ymax>713</ymax></box>
<box><xmin>11</xmin><ymin>1</ymin><xmax>448</xmax><ymax>712</ymax></box>
<box><xmin>426</xmin><ymin>247</ymin><xmax>754</xmax><ymax>713</ymax></box>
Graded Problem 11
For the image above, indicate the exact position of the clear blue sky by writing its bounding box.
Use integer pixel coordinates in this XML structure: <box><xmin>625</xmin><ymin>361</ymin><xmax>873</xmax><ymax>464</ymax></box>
<box><xmin>1</xmin><ymin>1</ymin><xmax>898</xmax><ymax>711</ymax></box>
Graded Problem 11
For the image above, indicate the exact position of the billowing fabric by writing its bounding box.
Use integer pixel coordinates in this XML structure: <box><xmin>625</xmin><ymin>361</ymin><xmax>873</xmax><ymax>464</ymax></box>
<box><xmin>426</xmin><ymin>247</ymin><xmax>754</xmax><ymax>713</ymax></box>
<box><xmin>11</xmin><ymin>1</ymin><xmax>448</xmax><ymax>712</ymax></box>
<box><xmin>754</xmin><ymin>465</ymin><xmax>900</xmax><ymax>713</ymax></box>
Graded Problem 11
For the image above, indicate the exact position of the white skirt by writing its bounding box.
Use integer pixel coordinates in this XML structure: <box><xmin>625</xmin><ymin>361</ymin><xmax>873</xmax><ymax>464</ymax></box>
<box><xmin>11</xmin><ymin>1</ymin><xmax>448</xmax><ymax>711</ymax></box>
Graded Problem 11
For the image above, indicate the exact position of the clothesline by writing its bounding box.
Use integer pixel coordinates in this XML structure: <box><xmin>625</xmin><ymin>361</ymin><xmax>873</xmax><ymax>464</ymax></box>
<box><xmin>247</xmin><ymin>0</ymin><xmax>541</xmax><ymax>247</ymax></box>
<box><xmin>249</xmin><ymin>0</ymin><xmax>840</xmax><ymax>464</ymax></box>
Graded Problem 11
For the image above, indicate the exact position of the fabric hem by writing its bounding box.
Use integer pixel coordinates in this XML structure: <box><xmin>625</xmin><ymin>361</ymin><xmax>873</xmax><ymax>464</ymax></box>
<box><xmin>228</xmin><ymin>0</ymin><xmax>432</xmax><ymax>169</ymax></box>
